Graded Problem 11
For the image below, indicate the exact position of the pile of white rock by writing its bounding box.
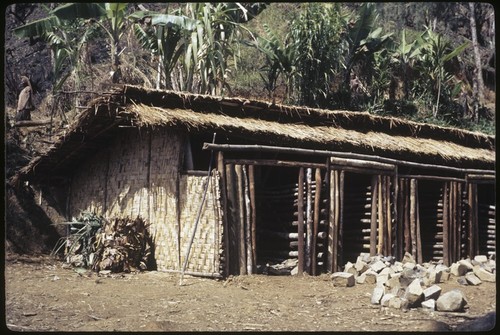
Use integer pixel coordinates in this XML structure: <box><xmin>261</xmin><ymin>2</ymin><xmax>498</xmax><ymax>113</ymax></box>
<box><xmin>330</xmin><ymin>252</ymin><xmax>495</xmax><ymax>312</ymax></box>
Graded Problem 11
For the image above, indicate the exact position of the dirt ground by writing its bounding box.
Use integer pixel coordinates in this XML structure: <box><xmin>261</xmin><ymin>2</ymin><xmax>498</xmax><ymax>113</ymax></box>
<box><xmin>3</xmin><ymin>253</ymin><xmax>496</xmax><ymax>332</ymax></box>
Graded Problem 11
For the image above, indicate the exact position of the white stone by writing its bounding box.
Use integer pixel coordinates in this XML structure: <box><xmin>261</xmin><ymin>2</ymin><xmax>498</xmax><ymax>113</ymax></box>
<box><xmin>450</xmin><ymin>263</ymin><xmax>468</xmax><ymax>276</ymax></box>
<box><xmin>404</xmin><ymin>278</ymin><xmax>424</xmax><ymax>307</ymax></box>
<box><xmin>427</xmin><ymin>268</ymin><xmax>442</xmax><ymax>284</ymax></box>
<box><xmin>364</xmin><ymin>270</ymin><xmax>378</xmax><ymax>284</ymax></box>
<box><xmin>371</xmin><ymin>285</ymin><xmax>386</xmax><ymax>305</ymax></box>
<box><xmin>423</xmin><ymin>285</ymin><xmax>442</xmax><ymax>301</ymax></box>
<box><xmin>391</xmin><ymin>263</ymin><xmax>404</xmax><ymax>273</ymax></box>
<box><xmin>403</xmin><ymin>262</ymin><xmax>416</xmax><ymax>270</ymax></box>
<box><xmin>331</xmin><ymin>272</ymin><xmax>355</xmax><ymax>287</ymax></box>
<box><xmin>473</xmin><ymin>265</ymin><xmax>495</xmax><ymax>282</ymax></box>
<box><xmin>380</xmin><ymin>293</ymin><xmax>396</xmax><ymax>307</ymax></box>
<box><xmin>376</xmin><ymin>273</ymin><xmax>389</xmax><ymax>285</ymax></box>
<box><xmin>458</xmin><ymin>259</ymin><xmax>474</xmax><ymax>271</ymax></box>
<box><xmin>356</xmin><ymin>272</ymin><xmax>367</xmax><ymax>284</ymax></box>
<box><xmin>402</xmin><ymin>252</ymin><xmax>415</xmax><ymax>264</ymax></box>
<box><xmin>474</xmin><ymin>255</ymin><xmax>488</xmax><ymax>263</ymax></box>
<box><xmin>355</xmin><ymin>258</ymin><xmax>369</xmax><ymax>274</ymax></box>
<box><xmin>370</xmin><ymin>260</ymin><xmax>387</xmax><ymax>273</ymax></box>
<box><xmin>436</xmin><ymin>290</ymin><xmax>467</xmax><ymax>312</ymax></box>
<box><xmin>421</xmin><ymin>299</ymin><xmax>436</xmax><ymax>311</ymax></box>
<box><xmin>465</xmin><ymin>272</ymin><xmax>482</xmax><ymax>286</ymax></box>
<box><xmin>380</xmin><ymin>267</ymin><xmax>395</xmax><ymax>275</ymax></box>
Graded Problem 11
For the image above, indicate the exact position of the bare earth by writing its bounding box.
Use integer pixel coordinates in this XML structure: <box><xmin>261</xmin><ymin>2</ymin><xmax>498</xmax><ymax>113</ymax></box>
<box><xmin>4</xmin><ymin>254</ymin><xmax>496</xmax><ymax>332</ymax></box>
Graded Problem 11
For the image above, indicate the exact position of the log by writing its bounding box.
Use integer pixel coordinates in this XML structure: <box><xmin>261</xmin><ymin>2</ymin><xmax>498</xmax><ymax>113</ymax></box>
<box><xmin>242</xmin><ymin>166</ymin><xmax>253</xmax><ymax>274</ymax></box>
<box><xmin>386</xmin><ymin>175</ymin><xmax>392</xmax><ymax>256</ymax></box>
<box><xmin>235</xmin><ymin>165</ymin><xmax>247</xmax><ymax>275</ymax></box>
<box><xmin>305</xmin><ymin>168</ymin><xmax>313</xmax><ymax>273</ymax></box>
<box><xmin>329</xmin><ymin>156</ymin><xmax>395</xmax><ymax>171</ymax></box>
<box><xmin>13</xmin><ymin>119</ymin><xmax>52</xmax><ymax>127</ymax></box>
<box><xmin>312</xmin><ymin>168</ymin><xmax>322</xmax><ymax>275</ymax></box>
<box><xmin>410</xmin><ymin>179</ymin><xmax>417</xmax><ymax>258</ymax></box>
<box><xmin>248</xmin><ymin>165</ymin><xmax>257</xmax><ymax>272</ymax></box>
<box><xmin>377</xmin><ymin>175</ymin><xmax>384</xmax><ymax>254</ymax></box>
<box><xmin>402</xmin><ymin>179</ymin><xmax>410</xmax><ymax>254</ymax></box>
<box><xmin>203</xmin><ymin>143</ymin><xmax>494</xmax><ymax>175</ymax></box>
<box><xmin>338</xmin><ymin>171</ymin><xmax>344</xmax><ymax>267</ymax></box>
<box><xmin>415</xmin><ymin>181</ymin><xmax>422</xmax><ymax>264</ymax></box>
<box><xmin>297</xmin><ymin>167</ymin><xmax>305</xmax><ymax>275</ymax></box>
<box><xmin>224</xmin><ymin>158</ymin><xmax>325</xmax><ymax>169</ymax></box>
<box><xmin>225</xmin><ymin>164</ymin><xmax>239</xmax><ymax>275</ymax></box>
<box><xmin>217</xmin><ymin>152</ymin><xmax>230</xmax><ymax>276</ymax></box>
<box><xmin>443</xmin><ymin>182</ymin><xmax>449</xmax><ymax>265</ymax></box>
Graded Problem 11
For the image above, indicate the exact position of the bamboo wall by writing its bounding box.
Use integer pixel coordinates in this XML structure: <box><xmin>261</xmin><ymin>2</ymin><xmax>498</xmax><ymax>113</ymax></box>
<box><xmin>68</xmin><ymin>128</ymin><xmax>222</xmax><ymax>275</ymax></box>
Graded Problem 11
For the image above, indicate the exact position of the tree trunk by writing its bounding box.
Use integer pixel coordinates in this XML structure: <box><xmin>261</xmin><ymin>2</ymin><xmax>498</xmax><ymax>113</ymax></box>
<box><xmin>469</xmin><ymin>2</ymin><xmax>485</xmax><ymax>120</ymax></box>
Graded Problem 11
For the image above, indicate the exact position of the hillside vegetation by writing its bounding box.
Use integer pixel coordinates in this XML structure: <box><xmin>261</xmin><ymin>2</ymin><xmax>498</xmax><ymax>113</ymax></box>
<box><xmin>5</xmin><ymin>3</ymin><xmax>495</xmax><ymax>134</ymax></box>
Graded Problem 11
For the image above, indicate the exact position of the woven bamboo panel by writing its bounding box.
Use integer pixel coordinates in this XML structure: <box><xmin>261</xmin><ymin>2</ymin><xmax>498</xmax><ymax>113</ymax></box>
<box><xmin>69</xmin><ymin>148</ymin><xmax>108</xmax><ymax>217</ymax></box>
<box><xmin>178</xmin><ymin>171</ymin><xmax>223</xmax><ymax>275</ymax></box>
<box><xmin>148</xmin><ymin>128</ymin><xmax>183</xmax><ymax>271</ymax></box>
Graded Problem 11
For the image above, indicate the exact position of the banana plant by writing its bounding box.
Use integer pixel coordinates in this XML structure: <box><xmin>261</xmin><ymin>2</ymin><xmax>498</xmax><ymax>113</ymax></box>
<box><xmin>130</xmin><ymin>10</ymin><xmax>198</xmax><ymax>89</ymax></box>
<box><xmin>249</xmin><ymin>24</ymin><xmax>297</xmax><ymax>100</ymax></box>
<box><xmin>417</xmin><ymin>28</ymin><xmax>468</xmax><ymax>117</ymax></box>
<box><xmin>13</xmin><ymin>3</ymin><xmax>106</xmax><ymax>93</ymax></box>
<box><xmin>341</xmin><ymin>3</ymin><xmax>392</xmax><ymax>97</ymax></box>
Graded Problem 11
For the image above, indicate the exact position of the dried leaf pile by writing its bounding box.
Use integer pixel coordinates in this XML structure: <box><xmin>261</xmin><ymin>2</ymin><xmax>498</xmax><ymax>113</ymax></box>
<box><xmin>54</xmin><ymin>212</ymin><xmax>153</xmax><ymax>273</ymax></box>
<box><xmin>92</xmin><ymin>216</ymin><xmax>152</xmax><ymax>272</ymax></box>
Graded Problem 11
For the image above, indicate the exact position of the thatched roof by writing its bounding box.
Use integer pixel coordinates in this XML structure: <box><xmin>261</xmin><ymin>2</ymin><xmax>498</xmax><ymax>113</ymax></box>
<box><xmin>17</xmin><ymin>85</ymin><xmax>495</xmax><ymax>182</ymax></box>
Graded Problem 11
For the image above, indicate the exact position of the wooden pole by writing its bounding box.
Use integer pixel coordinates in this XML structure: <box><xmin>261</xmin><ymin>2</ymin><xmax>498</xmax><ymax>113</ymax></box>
<box><xmin>327</xmin><ymin>170</ymin><xmax>335</xmax><ymax>272</ymax></box>
<box><xmin>386</xmin><ymin>175</ymin><xmax>392</xmax><ymax>256</ymax></box>
<box><xmin>242</xmin><ymin>166</ymin><xmax>253</xmax><ymax>274</ymax></box>
<box><xmin>377</xmin><ymin>175</ymin><xmax>384</xmax><ymax>254</ymax></box>
<box><xmin>248</xmin><ymin>165</ymin><xmax>257</xmax><ymax>273</ymax></box>
<box><xmin>456</xmin><ymin>182</ymin><xmax>463</xmax><ymax>260</ymax></box>
<box><xmin>297</xmin><ymin>167</ymin><xmax>305</xmax><ymax>275</ymax></box>
<box><xmin>415</xmin><ymin>181</ymin><xmax>422</xmax><ymax>264</ymax></box>
<box><xmin>305</xmin><ymin>168</ymin><xmax>313</xmax><ymax>273</ymax></box>
<box><xmin>370</xmin><ymin>175</ymin><xmax>378</xmax><ymax>256</ymax></box>
<box><xmin>312</xmin><ymin>168</ymin><xmax>322</xmax><ymax>275</ymax></box>
<box><xmin>443</xmin><ymin>182</ymin><xmax>449</xmax><ymax>266</ymax></box>
<box><xmin>217</xmin><ymin>152</ymin><xmax>230</xmax><ymax>277</ymax></box>
<box><xmin>410</xmin><ymin>179</ymin><xmax>417</xmax><ymax>259</ymax></box>
<box><xmin>235</xmin><ymin>164</ymin><xmax>247</xmax><ymax>275</ymax></box>
<box><xmin>202</xmin><ymin>143</ymin><xmax>494</xmax><ymax>176</ymax></box>
<box><xmin>338</xmin><ymin>170</ymin><xmax>344</xmax><ymax>267</ymax></box>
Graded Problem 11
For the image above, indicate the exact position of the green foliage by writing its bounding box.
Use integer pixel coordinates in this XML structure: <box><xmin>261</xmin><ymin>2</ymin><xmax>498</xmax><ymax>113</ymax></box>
<box><xmin>288</xmin><ymin>3</ymin><xmax>346</xmax><ymax>107</ymax></box>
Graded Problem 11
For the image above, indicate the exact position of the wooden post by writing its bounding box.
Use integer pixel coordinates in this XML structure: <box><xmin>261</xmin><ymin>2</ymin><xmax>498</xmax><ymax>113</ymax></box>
<box><xmin>327</xmin><ymin>169</ymin><xmax>336</xmax><ymax>272</ymax></box>
<box><xmin>370</xmin><ymin>175</ymin><xmax>378</xmax><ymax>256</ymax></box>
<box><xmin>248</xmin><ymin>165</ymin><xmax>257</xmax><ymax>273</ymax></box>
<box><xmin>402</xmin><ymin>179</ymin><xmax>410</xmax><ymax>254</ymax></box>
<box><xmin>456</xmin><ymin>182</ymin><xmax>463</xmax><ymax>260</ymax></box>
<box><xmin>386</xmin><ymin>175</ymin><xmax>392</xmax><ymax>256</ymax></box>
<box><xmin>297</xmin><ymin>167</ymin><xmax>305</xmax><ymax>275</ymax></box>
<box><xmin>305</xmin><ymin>168</ymin><xmax>313</xmax><ymax>274</ymax></box>
<box><xmin>242</xmin><ymin>166</ymin><xmax>253</xmax><ymax>274</ymax></box>
<box><xmin>377</xmin><ymin>175</ymin><xmax>384</xmax><ymax>254</ymax></box>
<box><xmin>234</xmin><ymin>164</ymin><xmax>247</xmax><ymax>275</ymax></box>
<box><xmin>415</xmin><ymin>181</ymin><xmax>422</xmax><ymax>264</ymax></box>
<box><xmin>338</xmin><ymin>170</ymin><xmax>344</xmax><ymax>267</ymax></box>
<box><xmin>225</xmin><ymin>164</ymin><xmax>238</xmax><ymax>275</ymax></box>
<box><xmin>443</xmin><ymin>182</ymin><xmax>449</xmax><ymax>266</ymax></box>
<box><xmin>217</xmin><ymin>152</ymin><xmax>230</xmax><ymax>277</ymax></box>
<box><xmin>312</xmin><ymin>168</ymin><xmax>322</xmax><ymax>275</ymax></box>
<box><xmin>410</xmin><ymin>178</ymin><xmax>417</xmax><ymax>259</ymax></box>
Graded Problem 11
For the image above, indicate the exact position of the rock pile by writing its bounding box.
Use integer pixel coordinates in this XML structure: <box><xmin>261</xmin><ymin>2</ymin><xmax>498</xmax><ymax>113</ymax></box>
<box><xmin>330</xmin><ymin>252</ymin><xmax>495</xmax><ymax>312</ymax></box>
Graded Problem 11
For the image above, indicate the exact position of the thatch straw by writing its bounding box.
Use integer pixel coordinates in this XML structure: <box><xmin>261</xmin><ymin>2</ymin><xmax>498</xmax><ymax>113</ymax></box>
<box><xmin>124</xmin><ymin>103</ymin><xmax>494</xmax><ymax>165</ymax></box>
